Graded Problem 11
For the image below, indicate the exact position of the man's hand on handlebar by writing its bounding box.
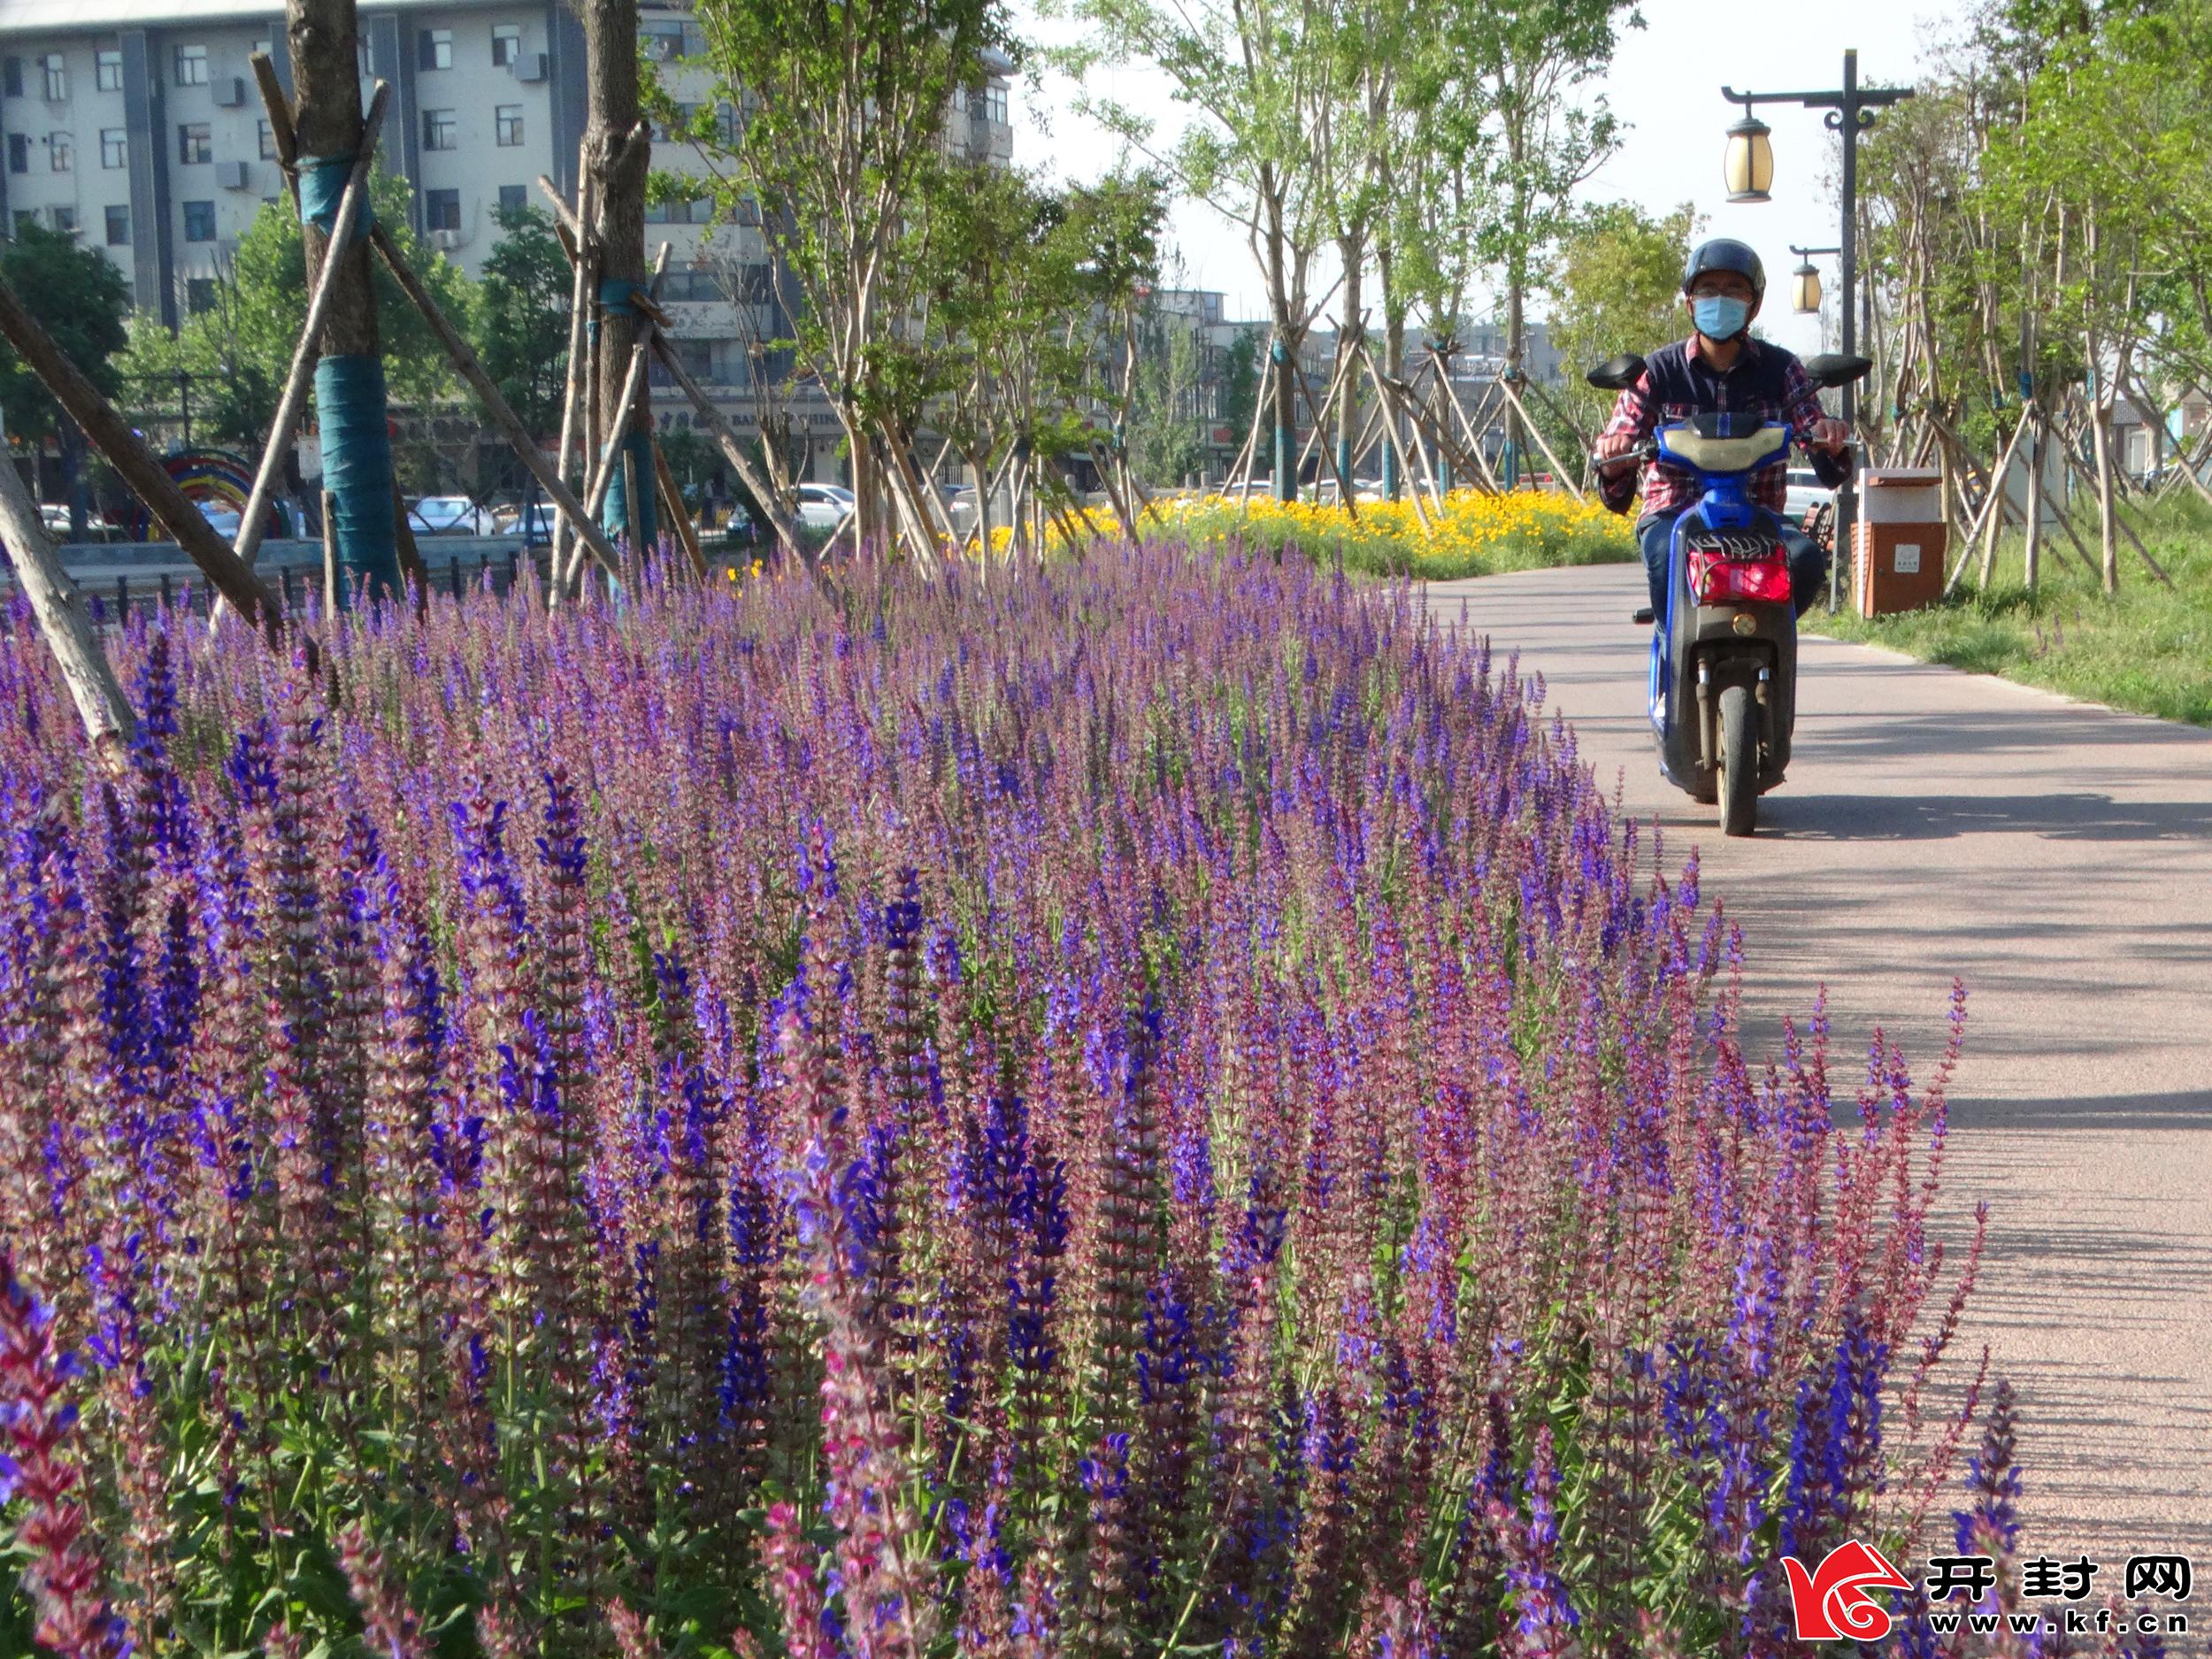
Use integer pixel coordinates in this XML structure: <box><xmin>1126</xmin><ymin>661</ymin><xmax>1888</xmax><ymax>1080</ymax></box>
<box><xmin>1593</xmin><ymin>434</ymin><xmax>1653</xmax><ymax>473</ymax></box>
<box><xmin>1807</xmin><ymin>417</ymin><xmax>1850</xmax><ymax>455</ymax></box>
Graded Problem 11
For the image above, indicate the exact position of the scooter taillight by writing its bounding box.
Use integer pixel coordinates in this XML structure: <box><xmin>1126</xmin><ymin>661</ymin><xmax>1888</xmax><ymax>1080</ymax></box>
<box><xmin>1689</xmin><ymin>549</ymin><xmax>1793</xmax><ymax>605</ymax></box>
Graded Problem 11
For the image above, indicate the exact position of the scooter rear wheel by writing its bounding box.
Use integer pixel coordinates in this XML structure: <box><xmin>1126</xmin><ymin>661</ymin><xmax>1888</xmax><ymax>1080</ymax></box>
<box><xmin>1717</xmin><ymin>683</ymin><xmax>1757</xmax><ymax>837</ymax></box>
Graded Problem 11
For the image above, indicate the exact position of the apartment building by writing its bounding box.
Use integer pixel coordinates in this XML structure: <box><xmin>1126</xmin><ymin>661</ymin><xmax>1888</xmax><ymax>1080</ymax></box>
<box><xmin>0</xmin><ymin>0</ymin><xmax>1015</xmax><ymax>465</ymax></box>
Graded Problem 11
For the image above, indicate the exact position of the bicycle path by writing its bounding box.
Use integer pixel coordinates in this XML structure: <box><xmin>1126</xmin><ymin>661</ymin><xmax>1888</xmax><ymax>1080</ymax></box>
<box><xmin>1425</xmin><ymin>563</ymin><xmax>2212</xmax><ymax>1558</ymax></box>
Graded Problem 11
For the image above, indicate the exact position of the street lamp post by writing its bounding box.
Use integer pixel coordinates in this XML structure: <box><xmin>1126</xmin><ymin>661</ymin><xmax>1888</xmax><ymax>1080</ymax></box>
<box><xmin>1788</xmin><ymin>245</ymin><xmax>1840</xmax><ymax>326</ymax></box>
<box><xmin>1721</xmin><ymin>50</ymin><xmax>1912</xmax><ymax>610</ymax></box>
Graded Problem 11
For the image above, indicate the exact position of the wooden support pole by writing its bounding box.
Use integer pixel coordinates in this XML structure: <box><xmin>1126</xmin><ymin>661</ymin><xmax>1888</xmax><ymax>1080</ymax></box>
<box><xmin>1492</xmin><ymin>375</ymin><xmax>1585</xmax><ymax>502</ymax></box>
<box><xmin>549</xmin><ymin>152</ymin><xmax>595</xmax><ymax>585</ymax></box>
<box><xmin>367</xmin><ymin>222</ymin><xmax>625</xmax><ymax>581</ymax></box>
<box><xmin>231</xmin><ymin>79</ymin><xmax>389</xmax><ymax>573</ymax></box>
<box><xmin>1355</xmin><ymin>344</ymin><xmax>1432</xmax><ymax>536</ymax></box>
<box><xmin>0</xmin><ymin>452</ymin><xmax>134</xmax><ymax>764</ymax></box>
<box><xmin>561</xmin><ymin>238</ymin><xmax>668</xmax><ymax>591</ymax></box>
<box><xmin>320</xmin><ymin>489</ymin><xmax>340</xmax><ymax>612</ymax></box>
<box><xmin>643</xmin><ymin>334</ymin><xmax>807</xmax><ymax>559</ymax></box>
<box><xmin>0</xmin><ymin>273</ymin><xmax>289</xmax><ymax>643</ymax></box>
<box><xmin>654</xmin><ymin>441</ymin><xmax>707</xmax><ymax>580</ymax></box>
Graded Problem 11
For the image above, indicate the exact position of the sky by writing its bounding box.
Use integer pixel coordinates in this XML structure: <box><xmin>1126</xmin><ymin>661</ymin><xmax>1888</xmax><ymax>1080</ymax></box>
<box><xmin>1013</xmin><ymin>0</ymin><xmax>1966</xmax><ymax>357</ymax></box>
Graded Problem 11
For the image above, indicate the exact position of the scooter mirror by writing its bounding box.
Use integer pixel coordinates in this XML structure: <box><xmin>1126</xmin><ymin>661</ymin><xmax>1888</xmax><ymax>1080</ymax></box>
<box><xmin>1802</xmin><ymin>352</ymin><xmax>1874</xmax><ymax>390</ymax></box>
<box><xmin>1586</xmin><ymin>354</ymin><xmax>1647</xmax><ymax>392</ymax></box>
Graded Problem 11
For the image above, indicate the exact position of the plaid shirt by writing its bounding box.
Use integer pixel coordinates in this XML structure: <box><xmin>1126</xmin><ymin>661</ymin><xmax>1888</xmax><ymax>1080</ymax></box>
<box><xmin>1596</xmin><ymin>334</ymin><xmax>1838</xmax><ymax>517</ymax></box>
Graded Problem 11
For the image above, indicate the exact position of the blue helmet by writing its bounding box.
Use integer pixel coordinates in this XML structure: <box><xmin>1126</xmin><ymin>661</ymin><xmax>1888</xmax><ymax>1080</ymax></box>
<box><xmin>1682</xmin><ymin>238</ymin><xmax>1766</xmax><ymax>300</ymax></box>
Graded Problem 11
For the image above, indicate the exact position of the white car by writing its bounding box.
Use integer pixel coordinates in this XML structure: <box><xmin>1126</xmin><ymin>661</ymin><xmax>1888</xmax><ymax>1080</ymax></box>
<box><xmin>407</xmin><ymin>495</ymin><xmax>501</xmax><ymax>535</ymax></box>
<box><xmin>794</xmin><ymin>482</ymin><xmax>856</xmax><ymax>532</ymax></box>
<box><xmin>1784</xmin><ymin>467</ymin><xmax>1833</xmax><ymax>524</ymax></box>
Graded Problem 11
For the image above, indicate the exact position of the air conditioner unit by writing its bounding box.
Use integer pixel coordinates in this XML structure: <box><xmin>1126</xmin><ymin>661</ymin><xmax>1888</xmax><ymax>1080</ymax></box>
<box><xmin>213</xmin><ymin>74</ymin><xmax>247</xmax><ymax>107</ymax></box>
<box><xmin>430</xmin><ymin>227</ymin><xmax>464</xmax><ymax>251</ymax></box>
<box><xmin>216</xmin><ymin>159</ymin><xmax>251</xmax><ymax>190</ymax></box>
<box><xmin>513</xmin><ymin>51</ymin><xmax>547</xmax><ymax>82</ymax></box>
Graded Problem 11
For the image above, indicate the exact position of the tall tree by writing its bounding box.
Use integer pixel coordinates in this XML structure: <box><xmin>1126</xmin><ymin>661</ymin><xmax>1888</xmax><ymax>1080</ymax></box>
<box><xmin>1541</xmin><ymin>199</ymin><xmax>1696</xmax><ymax>463</ymax></box>
<box><xmin>477</xmin><ymin>203</ymin><xmax>572</xmax><ymax>439</ymax></box>
<box><xmin>0</xmin><ymin>222</ymin><xmax>129</xmax><ymax>538</ymax></box>
<box><xmin>287</xmin><ymin>0</ymin><xmax>401</xmax><ymax>598</ymax></box>
<box><xmin>116</xmin><ymin>174</ymin><xmax>471</xmax><ymax>456</ymax></box>
<box><xmin>694</xmin><ymin>0</ymin><xmax>1015</xmax><ymax>549</ymax></box>
<box><xmin>583</xmin><ymin>0</ymin><xmax>655</xmax><ymax>550</ymax></box>
<box><xmin>1455</xmin><ymin>0</ymin><xmax>1636</xmax><ymax>480</ymax></box>
<box><xmin>1057</xmin><ymin>0</ymin><xmax>1331</xmax><ymax>500</ymax></box>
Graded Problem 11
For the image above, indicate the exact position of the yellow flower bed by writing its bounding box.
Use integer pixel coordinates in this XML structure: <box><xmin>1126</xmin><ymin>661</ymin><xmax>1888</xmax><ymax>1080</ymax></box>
<box><xmin>931</xmin><ymin>488</ymin><xmax>1636</xmax><ymax>580</ymax></box>
<box><xmin>1156</xmin><ymin>487</ymin><xmax>1636</xmax><ymax>580</ymax></box>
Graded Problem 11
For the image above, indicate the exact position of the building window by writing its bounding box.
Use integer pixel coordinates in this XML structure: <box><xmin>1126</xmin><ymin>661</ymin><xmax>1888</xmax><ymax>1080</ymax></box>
<box><xmin>3</xmin><ymin>58</ymin><xmax>21</xmax><ymax>97</ymax></box>
<box><xmin>985</xmin><ymin>83</ymin><xmax>1007</xmax><ymax>124</ymax></box>
<box><xmin>734</xmin><ymin>195</ymin><xmax>760</xmax><ymax>227</ymax></box>
<box><xmin>418</xmin><ymin>27</ymin><xmax>451</xmax><ymax>71</ymax></box>
<box><xmin>641</xmin><ymin>19</ymin><xmax>686</xmax><ymax>60</ymax></box>
<box><xmin>101</xmin><ymin>127</ymin><xmax>125</xmax><ymax>168</ymax></box>
<box><xmin>5</xmin><ymin>134</ymin><xmax>25</xmax><ymax>173</ymax></box>
<box><xmin>257</xmin><ymin>120</ymin><xmax>276</xmax><ymax>159</ymax></box>
<box><xmin>50</xmin><ymin>205</ymin><xmax>74</xmax><ymax>234</ymax></box>
<box><xmin>48</xmin><ymin>131</ymin><xmax>70</xmax><ymax>172</ymax></box>
<box><xmin>178</xmin><ymin>122</ymin><xmax>211</xmax><ymax>164</ymax></box>
<box><xmin>186</xmin><ymin>276</ymin><xmax>217</xmax><ymax>313</ymax></box>
<box><xmin>491</xmin><ymin>23</ymin><xmax>520</xmax><ymax>66</ymax></box>
<box><xmin>182</xmin><ymin>198</ymin><xmax>216</xmax><ymax>241</ymax></box>
<box><xmin>96</xmin><ymin>50</ymin><xmax>121</xmax><ymax>90</ymax></box>
<box><xmin>497</xmin><ymin>182</ymin><xmax>526</xmax><ymax>216</ymax></box>
<box><xmin>421</xmin><ymin>108</ymin><xmax>455</xmax><ymax>150</ymax></box>
<box><xmin>173</xmin><ymin>44</ymin><xmax>208</xmax><ymax>86</ymax></box>
<box><xmin>42</xmin><ymin>54</ymin><xmax>66</xmax><ymax>101</ymax></box>
<box><xmin>426</xmin><ymin>188</ymin><xmax>461</xmax><ymax>232</ymax></box>
<box><xmin>104</xmin><ymin>204</ymin><xmax>127</xmax><ymax>244</ymax></box>
<box><xmin>13</xmin><ymin>210</ymin><xmax>36</xmax><ymax>236</ymax></box>
<box><xmin>495</xmin><ymin>104</ymin><xmax>522</xmax><ymax>146</ymax></box>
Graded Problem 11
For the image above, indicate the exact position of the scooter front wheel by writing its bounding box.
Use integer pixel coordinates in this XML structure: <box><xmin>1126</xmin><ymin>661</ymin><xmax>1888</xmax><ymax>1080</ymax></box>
<box><xmin>1717</xmin><ymin>683</ymin><xmax>1757</xmax><ymax>837</ymax></box>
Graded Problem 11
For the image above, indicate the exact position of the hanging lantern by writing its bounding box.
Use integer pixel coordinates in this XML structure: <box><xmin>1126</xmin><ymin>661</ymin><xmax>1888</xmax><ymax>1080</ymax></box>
<box><xmin>1792</xmin><ymin>257</ymin><xmax>1823</xmax><ymax>314</ymax></box>
<box><xmin>1724</xmin><ymin>113</ymin><xmax>1774</xmax><ymax>204</ymax></box>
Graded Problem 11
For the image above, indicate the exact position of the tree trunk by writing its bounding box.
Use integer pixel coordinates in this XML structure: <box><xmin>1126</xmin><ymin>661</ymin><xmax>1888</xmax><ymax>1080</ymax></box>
<box><xmin>2090</xmin><ymin>395</ymin><xmax>2118</xmax><ymax>595</ymax></box>
<box><xmin>288</xmin><ymin>0</ymin><xmax>400</xmax><ymax>601</ymax></box>
<box><xmin>584</xmin><ymin>0</ymin><xmax>653</xmax><ymax>556</ymax></box>
<box><xmin>2020</xmin><ymin>412</ymin><xmax>2043</xmax><ymax>592</ymax></box>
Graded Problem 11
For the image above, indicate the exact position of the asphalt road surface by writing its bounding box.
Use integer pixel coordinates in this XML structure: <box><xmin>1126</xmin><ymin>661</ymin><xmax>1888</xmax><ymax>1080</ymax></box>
<box><xmin>1426</xmin><ymin>564</ymin><xmax>2212</xmax><ymax>1561</ymax></box>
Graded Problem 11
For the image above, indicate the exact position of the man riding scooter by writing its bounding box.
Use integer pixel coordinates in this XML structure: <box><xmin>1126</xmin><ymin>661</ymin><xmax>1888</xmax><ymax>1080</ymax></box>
<box><xmin>1591</xmin><ymin>239</ymin><xmax>1853</xmax><ymax>617</ymax></box>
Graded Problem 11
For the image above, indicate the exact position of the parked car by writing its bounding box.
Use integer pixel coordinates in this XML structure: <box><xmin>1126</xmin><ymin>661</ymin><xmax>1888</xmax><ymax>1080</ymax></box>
<box><xmin>1784</xmin><ymin>467</ymin><xmax>1834</xmax><ymax>523</ymax></box>
<box><xmin>794</xmin><ymin>482</ymin><xmax>856</xmax><ymax>532</ymax></box>
<box><xmin>504</xmin><ymin>503</ymin><xmax>557</xmax><ymax>548</ymax></box>
<box><xmin>407</xmin><ymin>495</ymin><xmax>501</xmax><ymax>535</ymax></box>
<box><xmin>37</xmin><ymin>503</ymin><xmax>119</xmax><ymax>539</ymax></box>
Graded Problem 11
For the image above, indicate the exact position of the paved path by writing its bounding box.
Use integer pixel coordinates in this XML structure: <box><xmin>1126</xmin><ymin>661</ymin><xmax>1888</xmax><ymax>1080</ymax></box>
<box><xmin>1427</xmin><ymin>565</ymin><xmax>2212</xmax><ymax>1559</ymax></box>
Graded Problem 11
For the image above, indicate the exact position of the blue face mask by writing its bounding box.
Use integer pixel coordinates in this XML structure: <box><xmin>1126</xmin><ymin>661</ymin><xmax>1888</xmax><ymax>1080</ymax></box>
<box><xmin>1693</xmin><ymin>296</ymin><xmax>1751</xmax><ymax>341</ymax></box>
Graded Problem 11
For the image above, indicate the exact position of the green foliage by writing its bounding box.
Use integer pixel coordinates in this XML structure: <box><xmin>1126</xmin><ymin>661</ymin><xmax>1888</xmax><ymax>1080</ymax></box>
<box><xmin>0</xmin><ymin>219</ymin><xmax>130</xmax><ymax>442</ymax></box>
<box><xmin>1540</xmin><ymin>199</ymin><xmax>1696</xmax><ymax>462</ymax></box>
<box><xmin>115</xmin><ymin>173</ymin><xmax>473</xmax><ymax>451</ymax></box>
<box><xmin>1820</xmin><ymin>495</ymin><xmax>2212</xmax><ymax>725</ymax></box>
<box><xmin>476</xmin><ymin>202</ymin><xmax>571</xmax><ymax>438</ymax></box>
<box><xmin>1219</xmin><ymin>326</ymin><xmax>1260</xmax><ymax>443</ymax></box>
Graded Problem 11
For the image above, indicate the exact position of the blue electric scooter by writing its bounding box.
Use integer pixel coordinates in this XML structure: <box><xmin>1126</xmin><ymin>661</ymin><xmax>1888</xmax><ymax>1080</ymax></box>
<box><xmin>1586</xmin><ymin>351</ymin><xmax>1870</xmax><ymax>836</ymax></box>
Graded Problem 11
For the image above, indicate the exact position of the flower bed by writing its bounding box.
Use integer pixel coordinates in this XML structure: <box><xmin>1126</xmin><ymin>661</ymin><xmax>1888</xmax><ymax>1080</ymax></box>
<box><xmin>1155</xmin><ymin>488</ymin><xmax>1636</xmax><ymax>579</ymax></box>
<box><xmin>0</xmin><ymin>544</ymin><xmax>1980</xmax><ymax>1655</ymax></box>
